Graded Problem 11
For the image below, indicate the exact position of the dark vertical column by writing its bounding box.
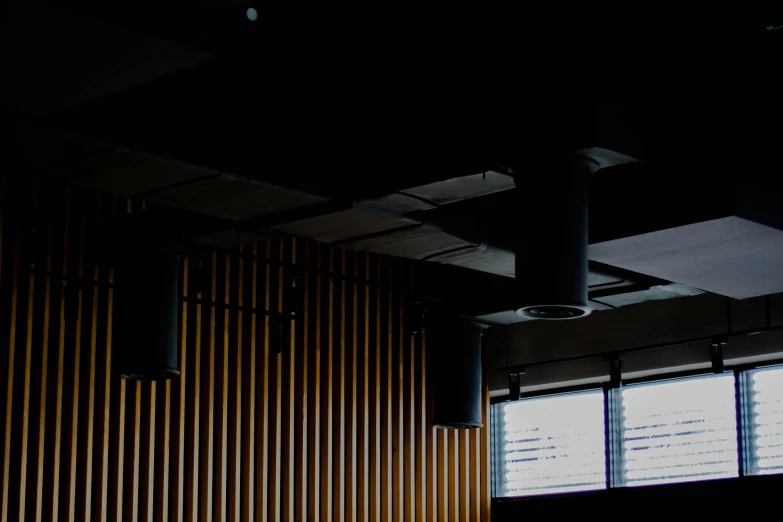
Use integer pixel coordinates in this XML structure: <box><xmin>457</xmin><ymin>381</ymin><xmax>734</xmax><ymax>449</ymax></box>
<box><xmin>514</xmin><ymin>156</ymin><xmax>590</xmax><ymax>318</ymax></box>
<box><xmin>431</xmin><ymin>316</ymin><xmax>484</xmax><ymax>429</ymax></box>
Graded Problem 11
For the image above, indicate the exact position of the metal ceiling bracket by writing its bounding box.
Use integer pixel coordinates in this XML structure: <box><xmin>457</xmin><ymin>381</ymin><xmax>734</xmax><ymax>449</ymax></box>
<box><xmin>608</xmin><ymin>357</ymin><xmax>623</xmax><ymax>389</ymax></box>
<box><xmin>710</xmin><ymin>337</ymin><xmax>727</xmax><ymax>374</ymax></box>
<box><xmin>507</xmin><ymin>365</ymin><xmax>526</xmax><ymax>401</ymax></box>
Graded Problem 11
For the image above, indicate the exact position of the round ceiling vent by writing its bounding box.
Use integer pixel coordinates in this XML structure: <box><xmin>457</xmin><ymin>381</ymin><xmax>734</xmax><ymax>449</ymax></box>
<box><xmin>516</xmin><ymin>304</ymin><xmax>592</xmax><ymax>320</ymax></box>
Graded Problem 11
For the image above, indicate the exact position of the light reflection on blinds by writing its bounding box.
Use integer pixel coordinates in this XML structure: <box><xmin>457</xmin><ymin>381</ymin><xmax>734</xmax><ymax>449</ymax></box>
<box><xmin>621</xmin><ymin>374</ymin><xmax>739</xmax><ymax>487</ymax></box>
<box><xmin>748</xmin><ymin>367</ymin><xmax>783</xmax><ymax>475</ymax></box>
<box><xmin>497</xmin><ymin>390</ymin><xmax>606</xmax><ymax>497</ymax></box>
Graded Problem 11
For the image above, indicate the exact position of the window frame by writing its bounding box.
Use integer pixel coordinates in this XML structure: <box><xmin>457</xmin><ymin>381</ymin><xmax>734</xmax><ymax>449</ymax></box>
<box><xmin>491</xmin><ymin>361</ymin><xmax>783</xmax><ymax>500</ymax></box>
<box><xmin>491</xmin><ymin>384</ymin><xmax>609</xmax><ymax>498</ymax></box>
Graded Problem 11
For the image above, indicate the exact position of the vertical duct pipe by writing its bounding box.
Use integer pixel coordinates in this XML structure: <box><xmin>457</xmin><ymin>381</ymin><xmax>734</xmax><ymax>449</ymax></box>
<box><xmin>430</xmin><ymin>312</ymin><xmax>485</xmax><ymax>429</ymax></box>
<box><xmin>114</xmin><ymin>248</ymin><xmax>181</xmax><ymax>380</ymax></box>
<box><xmin>514</xmin><ymin>155</ymin><xmax>592</xmax><ymax>319</ymax></box>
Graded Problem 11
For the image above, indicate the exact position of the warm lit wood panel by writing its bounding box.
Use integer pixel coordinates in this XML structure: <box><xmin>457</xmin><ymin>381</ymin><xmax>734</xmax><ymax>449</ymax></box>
<box><xmin>357</xmin><ymin>252</ymin><xmax>369</xmax><ymax>522</ymax></box>
<box><xmin>437</xmin><ymin>429</ymin><xmax>448</xmax><ymax>522</ymax></box>
<box><xmin>306</xmin><ymin>241</ymin><xmax>321</xmax><ymax>522</ymax></box>
<box><xmin>0</xmin><ymin>177</ymin><xmax>492</xmax><ymax>522</ymax></box>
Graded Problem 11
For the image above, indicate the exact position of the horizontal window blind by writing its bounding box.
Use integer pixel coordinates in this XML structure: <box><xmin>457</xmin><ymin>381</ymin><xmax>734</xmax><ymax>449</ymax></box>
<box><xmin>620</xmin><ymin>374</ymin><xmax>739</xmax><ymax>487</ymax></box>
<box><xmin>746</xmin><ymin>367</ymin><xmax>783</xmax><ymax>476</ymax></box>
<box><xmin>495</xmin><ymin>390</ymin><xmax>606</xmax><ymax>497</ymax></box>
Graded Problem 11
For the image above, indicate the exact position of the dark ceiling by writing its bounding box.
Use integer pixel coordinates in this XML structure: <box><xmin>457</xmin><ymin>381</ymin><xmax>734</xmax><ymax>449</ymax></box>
<box><xmin>3</xmin><ymin>2</ymin><xmax>783</xmax><ymax>322</ymax></box>
<box><xmin>5</xmin><ymin>3</ymin><xmax>782</xmax><ymax>196</ymax></box>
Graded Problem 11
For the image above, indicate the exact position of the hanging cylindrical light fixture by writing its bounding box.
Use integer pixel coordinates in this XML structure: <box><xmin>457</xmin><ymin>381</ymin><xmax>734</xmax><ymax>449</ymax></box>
<box><xmin>430</xmin><ymin>312</ymin><xmax>485</xmax><ymax>429</ymax></box>
<box><xmin>513</xmin><ymin>155</ymin><xmax>592</xmax><ymax>319</ymax></box>
<box><xmin>114</xmin><ymin>248</ymin><xmax>181</xmax><ymax>380</ymax></box>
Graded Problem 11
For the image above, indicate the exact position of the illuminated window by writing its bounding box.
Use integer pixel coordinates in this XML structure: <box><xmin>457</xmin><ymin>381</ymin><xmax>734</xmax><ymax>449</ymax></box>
<box><xmin>743</xmin><ymin>366</ymin><xmax>783</xmax><ymax>476</ymax></box>
<box><xmin>492</xmin><ymin>366</ymin><xmax>783</xmax><ymax>498</ymax></box>
<box><xmin>494</xmin><ymin>390</ymin><xmax>606</xmax><ymax>497</ymax></box>
<box><xmin>620</xmin><ymin>374</ymin><xmax>739</xmax><ymax>486</ymax></box>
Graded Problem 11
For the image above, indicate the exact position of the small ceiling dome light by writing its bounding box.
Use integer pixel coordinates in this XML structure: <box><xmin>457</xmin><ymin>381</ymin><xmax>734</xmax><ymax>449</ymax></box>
<box><xmin>246</xmin><ymin>7</ymin><xmax>258</xmax><ymax>21</ymax></box>
<box><xmin>514</xmin><ymin>154</ymin><xmax>593</xmax><ymax>320</ymax></box>
<box><xmin>430</xmin><ymin>312</ymin><xmax>485</xmax><ymax>429</ymax></box>
<box><xmin>114</xmin><ymin>248</ymin><xmax>181</xmax><ymax>380</ymax></box>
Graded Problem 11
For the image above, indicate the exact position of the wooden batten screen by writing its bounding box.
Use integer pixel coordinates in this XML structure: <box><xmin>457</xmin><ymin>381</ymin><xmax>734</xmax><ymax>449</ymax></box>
<box><xmin>0</xmin><ymin>178</ymin><xmax>491</xmax><ymax>522</ymax></box>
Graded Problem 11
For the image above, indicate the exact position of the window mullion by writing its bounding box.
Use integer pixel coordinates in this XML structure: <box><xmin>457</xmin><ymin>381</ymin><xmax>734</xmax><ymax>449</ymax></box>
<box><xmin>604</xmin><ymin>385</ymin><xmax>625</xmax><ymax>488</ymax></box>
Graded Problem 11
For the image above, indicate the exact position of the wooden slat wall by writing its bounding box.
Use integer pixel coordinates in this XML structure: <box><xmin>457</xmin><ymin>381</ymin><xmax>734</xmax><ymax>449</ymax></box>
<box><xmin>0</xmin><ymin>177</ymin><xmax>492</xmax><ymax>522</ymax></box>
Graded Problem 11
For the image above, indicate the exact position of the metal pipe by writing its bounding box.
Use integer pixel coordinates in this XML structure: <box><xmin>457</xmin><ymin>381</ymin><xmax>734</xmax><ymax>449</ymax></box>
<box><xmin>430</xmin><ymin>314</ymin><xmax>485</xmax><ymax>429</ymax></box>
<box><xmin>114</xmin><ymin>249</ymin><xmax>181</xmax><ymax>380</ymax></box>
<box><xmin>513</xmin><ymin>155</ymin><xmax>592</xmax><ymax>319</ymax></box>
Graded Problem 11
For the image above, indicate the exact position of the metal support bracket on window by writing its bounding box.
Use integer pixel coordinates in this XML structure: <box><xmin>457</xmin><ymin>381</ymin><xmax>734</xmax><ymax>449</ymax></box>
<box><xmin>606</xmin><ymin>356</ymin><xmax>622</xmax><ymax>389</ymax></box>
<box><xmin>507</xmin><ymin>365</ymin><xmax>525</xmax><ymax>401</ymax></box>
<box><xmin>710</xmin><ymin>336</ymin><xmax>727</xmax><ymax>374</ymax></box>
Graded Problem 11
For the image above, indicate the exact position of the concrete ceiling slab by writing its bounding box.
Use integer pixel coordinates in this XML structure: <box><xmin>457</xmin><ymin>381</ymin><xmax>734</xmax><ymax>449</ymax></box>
<box><xmin>589</xmin><ymin>216</ymin><xmax>783</xmax><ymax>299</ymax></box>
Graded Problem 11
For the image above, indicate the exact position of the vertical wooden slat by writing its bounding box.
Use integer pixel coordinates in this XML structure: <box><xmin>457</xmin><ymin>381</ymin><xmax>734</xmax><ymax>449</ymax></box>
<box><xmin>281</xmin><ymin>238</ymin><xmax>295</xmax><ymax>522</ymax></box>
<box><xmin>17</xmin><ymin>273</ymin><xmax>35</xmax><ymax>522</ymax></box>
<box><xmin>16</xmin><ymin>182</ymin><xmax>40</xmax><ymax>522</ymax></box>
<box><xmin>114</xmin><ymin>379</ymin><xmax>127</xmax><ymax>522</ymax></box>
<box><xmin>100</xmin><ymin>268</ymin><xmax>114</xmax><ymax>522</ymax></box>
<box><xmin>306</xmin><ymin>241</ymin><xmax>321</xmax><ymax>522</ymax></box>
<box><xmin>357</xmin><ymin>252</ymin><xmax>369</xmax><ymax>522</ymax></box>
<box><xmin>437</xmin><ymin>429</ymin><xmax>448</xmax><ymax>522</ymax></box>
<box><xmin>229</xmin><ymin>250</ymin><xmax>242</xmax><ymax>522</ymax></box>
<box><xmin>294</xmin><ymin>239</ymin><xmax>308</xmax><ymax>522</ymax></box>
<box><xmin>319</xmin><ymin>245</ymin><xmax>333</xmax><ymax>522</ymax></box>
<box><xmin>108</xmin><ymin>202</ymin><xmax>127</xmax><ymax>522</ymax></box>
<box><xmin>67</xmin><ymin>287</ymin><xmax>83</xmax><ymax>522</ymax></box>
<box><xmin>215</xmin><ymin>253</ymin><xmax>230</xmax><ymax>522</ymax></box>
<box><xmin>52</xmin><ymin>236</ymin><xmax>68</xmax><ymax>522</ymax></box>
<box><xmin>156</xmin><ymin>378</ymin><xmax>171</xmax><ymax>522</ymax></box>
<box><xmin>239</xmin><ymin>246</ymin><xmax>255</xmax><ymax>522</ymax></box>
<box><xmin>380</xmin><ymin>256</ymin><xmax>392</xmax><ymax>522</ymax></box>
<box><xmin>403</xmin><ymin>285</ymin><xmax>415</xmax><ymax>522</ymax></box>
<box><xmin>415</xmin><ymin>330</ymin><xmax>426</xmax><ymax>522</ymax></box>
<box><xmin>131</xmin><ymin>383</ymin><xmax>143</xmax><ymax>522</ymax></box>
<box><xmin>83</xmin><ymin>268</ymin><xmax>100</xmax><ymax>522</ymax></box>
<box><xmin>470</xmin><ymin>428</ymin><xmax>481</xmax><ymax>522</ymax></box>
<box><xmin>368</xmin><ymin>254</ymin><xmax>381</xmax><ymax>522</ymax></box>
<box><xmin>268</xmin><ymin>239</ymin><xmax>282</xmax><ymax>522</ymax></box>
<box><xmin>449</xmin><ymin>431</ymin><xmax>459</xmax><ymax>522</ymax></box>
<box><xmin>200</xmin><ymin>253</ymin><xmax>217</xmax><ymax>520</ymax></box>
<box><xmin>33</xmin><ymin>260</ymin><xmax>52</xmax><ymax>522</ymax></box>
<box><xmin>345</xmin><ymin>251</ymin><xmax>357</xmax><ymax>522</ymax></box>
<box><xmin>73</xmin><ymin>193</ymin><xmax>90</xmax><ymax>522</ymax></box>
<box><xmin>332</xmin><ymin>248</ymin><xmax>345</xmax><ymax>522</ymax></box>
<box><xmin>172</xmin><ymin>259</ymin><xmax>188</xmax><ymax>522</ymax></box>
<box><xmin>255</xmin><ymin>241</ymin><xmax>269</xmax><ymax>521</ymax></box>
<box><xmin>392</xmin><ymin>265</ymin><xmax>403</xmax><ymax>522</ymax></box>
<box><xmin>184</xmin><ymin>268</ymin><xmax>201</xmax><ymax>522</ymax></box>
<box><xmin>459</xmin><ymin>430</ymin><xmax>470</xmax><ymax>522</ymax></box>
<box><xmin>144</xmin><ymin>382</ymin><xmax>157</xmax><ymax>522</ymax></box>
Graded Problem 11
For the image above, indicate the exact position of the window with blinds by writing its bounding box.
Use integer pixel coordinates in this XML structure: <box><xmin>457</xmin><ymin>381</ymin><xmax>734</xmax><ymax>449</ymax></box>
<box><xmin>493</xmin><ymin>365</ymin><xmax>783</xmax><ymax>499</ymax></box>
<box><xmin>744</xmin><ymin>366</ymin><xmax>783</xmax><ymax>476</ymax></box>
<box><xmin>494</xmin><ymin>390</ymin><xmax>607</xmax><ymax>497</ymax></box>
<box><xmin>620</xmin><ymin>374</ymin><xmax>739</xmax><ymax>487</ymax></box>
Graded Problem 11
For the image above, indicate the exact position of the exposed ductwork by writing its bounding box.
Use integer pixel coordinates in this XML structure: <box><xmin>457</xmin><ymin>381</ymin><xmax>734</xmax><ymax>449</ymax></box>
<box><xmin>430</xmin><ymin>313</ymin><xmax>486</xmax><ymax>429</ymax></box>
<box><xmin>514</xmin><ymin>156</ymin><xmax>592</xmax><ymax>320</ymax></box>
<box><xmin>114</xmin><ymin>248</ymin><xmax>181</xmax><ymax>380</ymax></box>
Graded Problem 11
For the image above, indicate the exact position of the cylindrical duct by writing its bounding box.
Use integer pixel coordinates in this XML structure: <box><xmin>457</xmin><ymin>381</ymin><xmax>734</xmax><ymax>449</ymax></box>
<box><xmin>514</xmin><ymin>156</ymin><xmax>592</xmax><ymax>319</ymax></box>
<box><xmin>430</xmin><ymin>314</ymin><xmax>484</xmax><ymax>429</ymax></box>
<box><xmin>114</xmin><ymin>249</ymin><xmax>181</xmax><ymax>380</ymax></box>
